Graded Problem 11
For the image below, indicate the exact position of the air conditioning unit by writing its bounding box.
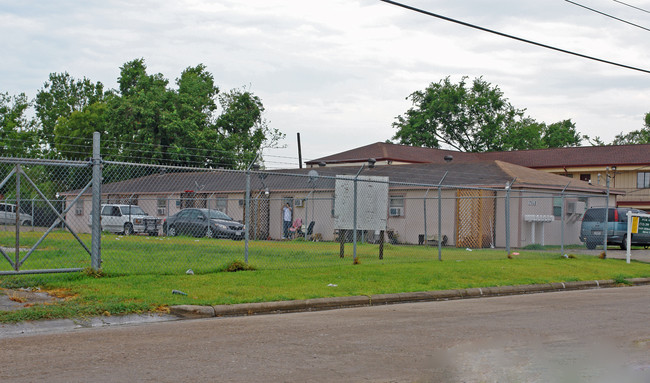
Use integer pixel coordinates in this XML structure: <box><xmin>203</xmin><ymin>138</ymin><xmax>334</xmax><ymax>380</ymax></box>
<box><xmin>566</xmin><ymin>202</ymin><xmax>576</xmax><ymax>214</ymax></box>
<box><xmin>157</xmin><ymin>207</ymin><xmax>166</xmax><ymax>216</ymax></box>
<box><xmin>389</xmin><ymin>207</ymin><xmax>403</xmax><ymax>217</ymax></box>
<box><xmin>294</xmin><ymin>198</ymin><xmax>304</xmax><ymax>207</ymax></box>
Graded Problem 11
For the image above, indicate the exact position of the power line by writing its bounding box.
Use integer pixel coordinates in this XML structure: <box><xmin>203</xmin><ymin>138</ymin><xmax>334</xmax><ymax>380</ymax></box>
<box><xmin>612</xmin><ymin>0</ymin><xmax>650</xmax><ymax>14</ymax></box>
<box><xmin>379</xmin><ymin>0</ymin><xmax>650</xmax><ymax>74</ymax></box>
<box><xmin>566</xmin><ymin>0</ymin><xmax>650</xmax><ymax>32</ymax></box>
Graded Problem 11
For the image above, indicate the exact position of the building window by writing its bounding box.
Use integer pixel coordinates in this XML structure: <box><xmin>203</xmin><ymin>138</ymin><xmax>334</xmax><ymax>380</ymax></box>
<box><xmin>580</xmin><ymin>174</ymin><xmax>591</xmax><ymax>182</ymax></box>
<box><xmin>75</xmin><ymin>200</ymin><xmax>84</xmax><ymax>216</ymax></box>
<box><xmin>157</xmin><ymin>197</ymin><xmax>167</xmax><ymax>216</ymax></box>
<box><xmin>214</xmin><ymin>196</ymin><xmax>228</xmax><ymax>213</ymax></box>
<box><xmin>553</xmin><ymin>197</ymin><xmax>562</xmax><ymax>217</ymax></box>
<box><xmin>638</xmin><ymin>172</ymin><xmax>650</xmax><ymax>189</ymax></box>
<box><xmin>389</xmin><ymin>195</ymin><xmax>405</xmax><ymax>217</ymax></box>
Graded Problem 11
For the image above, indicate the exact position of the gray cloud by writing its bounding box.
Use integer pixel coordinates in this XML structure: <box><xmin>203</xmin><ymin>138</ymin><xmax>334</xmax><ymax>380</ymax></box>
<box><xmin>1</xmin><ymin>0</ymin><xmax>649</xmax><ymax>165</ymax></box>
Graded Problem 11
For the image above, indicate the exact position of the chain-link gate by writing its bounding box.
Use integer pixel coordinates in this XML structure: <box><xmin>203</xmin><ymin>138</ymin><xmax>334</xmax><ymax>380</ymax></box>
<box><xmin>0</xmin><ymin>159</ymin><xmax>94</xmax><ymax>275</ymax></box>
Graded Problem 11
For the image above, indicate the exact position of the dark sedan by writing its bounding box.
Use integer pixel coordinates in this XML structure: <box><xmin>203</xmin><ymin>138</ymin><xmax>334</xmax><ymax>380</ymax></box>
<box><xmin>162</xmin><ymin>208</ymin><xmax>245</xmax><ymax>240</ymax></box>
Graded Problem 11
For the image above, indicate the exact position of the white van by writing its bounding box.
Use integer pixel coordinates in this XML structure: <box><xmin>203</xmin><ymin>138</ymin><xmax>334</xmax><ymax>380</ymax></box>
<box><xmin>0</xmin><ymin>203</ymin><xmax>33</xmax><ymax>226</ymax></box>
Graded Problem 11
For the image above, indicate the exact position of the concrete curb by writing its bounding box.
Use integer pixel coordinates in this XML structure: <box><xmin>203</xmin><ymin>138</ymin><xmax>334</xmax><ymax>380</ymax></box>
<box><xmin>169</xmin><ymin>277</ymin><xmax>650</xmax><ymax>319</ymax></box>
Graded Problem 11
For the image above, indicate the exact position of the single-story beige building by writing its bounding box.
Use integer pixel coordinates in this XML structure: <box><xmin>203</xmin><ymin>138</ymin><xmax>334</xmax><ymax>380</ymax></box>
<box><xmin>61</xmin><ymin>160</ymin><xmax>618</xmax><ymax>248</ymax></box>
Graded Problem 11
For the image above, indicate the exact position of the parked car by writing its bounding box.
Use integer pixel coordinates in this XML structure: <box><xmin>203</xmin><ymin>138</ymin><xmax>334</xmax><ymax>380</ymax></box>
<box><xmin>163</xmin><ymin>208</ymin><xmax>245</xmax><ymax>240</ymax></box>
<box><xmin>90</xmin><ymin>204</ymin><xmax>159</xmax><ymax>236</ymax></box>
<box><xmin>580</xmin><ymin>207</ymin><xmax>650</xmax><ymax>250</ymax></box>
<box><xmin>0</xmin><ymin>203</ymin><xmax>33</xmax><ymax>226</ymax></box>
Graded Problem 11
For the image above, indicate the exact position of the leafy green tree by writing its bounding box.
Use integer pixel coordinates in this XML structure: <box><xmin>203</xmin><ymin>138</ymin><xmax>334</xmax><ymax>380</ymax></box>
<box><xmin>392</xmin><ymin>76</ymin><xmax>521</xmax><ymax>152</ymax></box>
<box><xmin>392</xmin><ymin>76</ymin><xmax>583</xmax><ymax>152</ymax></box>
<box><xmin>54</xmin><ymin>101</ymin><xmax>109</xmax><ymax>159</ymax></box>
<box><xmin>611</xmin><ymin>112</ymin><xmax>650</xmax><ymax>145</ymax></box>
<box><xmin>105</xmin><ymin>59</ymin><xmax>283</xmax><ymax>168</ymax></box>
<box><xmin>0</xmin><ymin>92</ymin><xmax>39</xmax><ymax>157</ymax></box>
<box><xmin>541</xmin><ymin>120</ymin><xmax>581</xmax><ymax>148</ymax></box>
<box><xmin>34</xmin><ymin>72</ymin><xmax>104</xmax><ymax>147</ymax></box>
<box><xmin>27</xmin><ymin>59</ymin><xmax>283</xmax><ymax>169</ymax></box>
<box><xmin>106</xmin><ymin>58</ymin><xmax>173</xmax><ymax>162</ymax></box>
<box><xmin>214</xmin><ymin>88</ymin><xmax>284</xmax><ymax>168</ymax></box>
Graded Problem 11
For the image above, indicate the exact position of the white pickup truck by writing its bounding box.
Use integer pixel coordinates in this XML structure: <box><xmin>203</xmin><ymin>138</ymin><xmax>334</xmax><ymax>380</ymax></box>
<box><xmin>0</xmin><ymin>202</ymin><xmax>33</xmax><ymax>226</ymax></box>
<box><xmin>90</xmin><ymin>204</ymin><xmax>159</xmax><ymax>236</ymax></box>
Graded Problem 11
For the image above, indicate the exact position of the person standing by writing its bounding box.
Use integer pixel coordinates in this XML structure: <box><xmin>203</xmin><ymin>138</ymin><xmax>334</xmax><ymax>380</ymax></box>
<box><xmin>282</xmin><ymin>203</ymin><xmax>292</xmax><ymax>239</ymax></box>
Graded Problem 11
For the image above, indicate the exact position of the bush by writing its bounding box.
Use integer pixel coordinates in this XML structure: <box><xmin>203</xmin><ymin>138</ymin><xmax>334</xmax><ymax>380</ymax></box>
<box><xmin>222</xmin><ymin>260</ymin><xmax>256</xmax><ymax>272</ymax></box>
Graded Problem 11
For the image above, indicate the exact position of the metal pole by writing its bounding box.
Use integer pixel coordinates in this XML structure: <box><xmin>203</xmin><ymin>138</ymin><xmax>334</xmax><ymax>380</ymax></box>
<box><xmin>626</xmin><ymin>210</ymin><xmax>632</xmax><ymax>264</ymax></box>
<box><xmin>560</xmin><ymin>183</ymin><xmax>569</xmax><ymax>257</ymax></box>
<box><xmin>423</xmin><ymin>189</ymin><xmax>429</xmax><ymax>247</ymax></box>
<box><xmin>91</xmin><ymin>132</ymin><xmax>102</xmax><ymax>270</ymax></box>
<box><xmin>244</xmin><ymin>170</ymin><xmax>251</xmax><ymax>263</ymax></box>
<box><xmin>438</xmin><ymin>187</ymin><xmax>442</xmax><ymax>261</ymax></box>
<box><xmin>437</xmin><ymin>172</ymin><xmax>447</xmax><ymax>261</ymax></box>
<box><xmin>352</xmin><ymin>164</ymin><xmax>365</xmax><ymax>263</ymax></box>
<box><xmin>15</xmin><ymin>165</ymin><xmax>20</xmax><ymax>271</ymax></box>
<box><xmin>603</xmin><ymin>168</ymin><xmax>610</xmax><ymax>257</ymax></box>
<box><xmin>244</xmin><ymin>154</ymin><xmax>259</xmax><ymax>264</ymax></box>
<box><xmin>505</xmin><ymin>181</ymin><xmax>512</xmax><ymax>256</ymax></box>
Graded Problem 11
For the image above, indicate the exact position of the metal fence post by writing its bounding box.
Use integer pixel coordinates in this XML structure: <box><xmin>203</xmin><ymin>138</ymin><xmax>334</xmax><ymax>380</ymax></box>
<box><xmin>560</xmin><ymin>183</ymin><xmax>569</xmax><ymax>256</ymax></box>
<box><xmin>505</xmin><ymin>181</ymin><xmax>511</xmax><ymax>256</ymax></box>
<box><xmin>91</xmin><ymin>132</ymin><xmax>102</xmax><ymax>271</ymax></box>
<box><xmin>244</xmin><ymin>170</ymin><xmax>251</xmax><ymax>264</ymax></box>
<box><xmin>423</xmin><ymin>189</ymin><xmax>429</xmax><ymax>247</ymax></box>
<box><xmin>352</xmin><ymin>164</ymin><xmax>366</xmax><ymax>263</ymax></box>
<box><xmin>15</xmin><ymin>165</ymin><xmax>21</xmax><ymax>271</ymax></box>
<box><xmin>437</xmin><ymin>172</ymin><xmax>447</xmax><ymax>262</ymax></box>
<box><xmin>244</xmin><ymin>155</ymin><xmax>259</xmax><ymax>264</ymax></box>
<box><xmin>603</xmin><ymin>168</ymin><xmax>610</xmax><ymax>257</ymax></box>
<box><xmin>437</xmin><ymin>186</ymin><xmax>442</xmax><ymax>261</ymax></box>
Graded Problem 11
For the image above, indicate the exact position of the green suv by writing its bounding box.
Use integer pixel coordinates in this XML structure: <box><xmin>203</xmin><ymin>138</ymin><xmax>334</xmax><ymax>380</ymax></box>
<box><xmin>580</xmin><ymin>207</ymin><xmax>650</xmax><ymax>250</ymax></box>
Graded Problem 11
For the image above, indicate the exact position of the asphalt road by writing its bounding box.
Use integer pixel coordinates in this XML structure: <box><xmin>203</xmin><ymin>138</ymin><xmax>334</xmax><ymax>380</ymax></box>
<box><xmin>2</xmin><ymin>286</ymin><xmax>650</xmax><ymax>382</ymax></box>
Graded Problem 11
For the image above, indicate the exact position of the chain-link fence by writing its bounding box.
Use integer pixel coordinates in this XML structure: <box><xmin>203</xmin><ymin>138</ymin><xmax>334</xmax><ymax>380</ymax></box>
<box><xmin>0</xmin><ymin>158</ymin><xmax>93</xmax><ymax>274</ymax></box>
<box><xmin>1</xmin><ymin>136</ymin><xmax>617</xmax><ymax>275</ymax></box>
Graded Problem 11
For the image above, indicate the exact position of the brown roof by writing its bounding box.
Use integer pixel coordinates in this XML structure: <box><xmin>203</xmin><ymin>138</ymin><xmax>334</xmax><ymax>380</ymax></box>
<box><xmin>306</xmin><ymin>142</ymin><xmax>650</xmax><ymax>169</ymax></box>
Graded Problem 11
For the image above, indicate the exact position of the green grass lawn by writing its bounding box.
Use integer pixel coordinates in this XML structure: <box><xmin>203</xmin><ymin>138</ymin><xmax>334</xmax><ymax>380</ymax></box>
<box><xmin>1</xmin><ymin>231</ymin><xmax>649</xmax><ymax>323</ymax></box>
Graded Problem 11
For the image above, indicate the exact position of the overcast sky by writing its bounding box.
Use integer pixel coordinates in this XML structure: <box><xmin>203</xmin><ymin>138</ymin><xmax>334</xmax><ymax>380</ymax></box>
<box><xmin>2</xmin><ymin>0</ymin><xmax>650</xmax><ymax>168</ymax></box>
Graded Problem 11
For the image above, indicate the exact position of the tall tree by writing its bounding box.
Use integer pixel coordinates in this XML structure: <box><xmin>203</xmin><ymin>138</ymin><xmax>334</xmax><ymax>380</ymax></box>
<box><xmin>392</xmin><ymin>76</ymin><xmax>583</xmax><ymax>152</ymax></box>
<box><xmin>54</xmin><ymin>101</ymin><xmax>109</xmax><ymax>159</ymax></box>
<box><xmin>0</xmin><ymin>92</ymin><xmax>39</xmax><ymax>157</ymax></box>
<box><xmin>104</xmin><ymin>59</ymin><xmax>283</xmax><ymax>168</ymax></box>
<box><xmin>611</xmin><ymin>112</ymin><xmax>650</xmax><ymax>145</ymax></box>
<box><xmin>34</xmin><ymin>72</ymin><xmax>104</xmax><ymax>147</ymax></box>
<box><xmin>106</xmin><ymin>58</ymin><xmax>173</xmax><ymax>162</ymax></box>
<box><xmin>214</xmin><ymin>88</ymin><xmax>284</xmax><ymax>168</ymax></box>
<box><xmin>392</xmin><ymin>76</ymin><xmax>521</xmax><ymax>152</ymax></box>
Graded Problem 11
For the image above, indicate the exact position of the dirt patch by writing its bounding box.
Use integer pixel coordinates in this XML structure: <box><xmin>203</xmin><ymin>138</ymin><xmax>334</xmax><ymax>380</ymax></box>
<box><xmin>0</xmin><ymin>288</ymin><xmax>62</xmax><ymax>312</ymax></box>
